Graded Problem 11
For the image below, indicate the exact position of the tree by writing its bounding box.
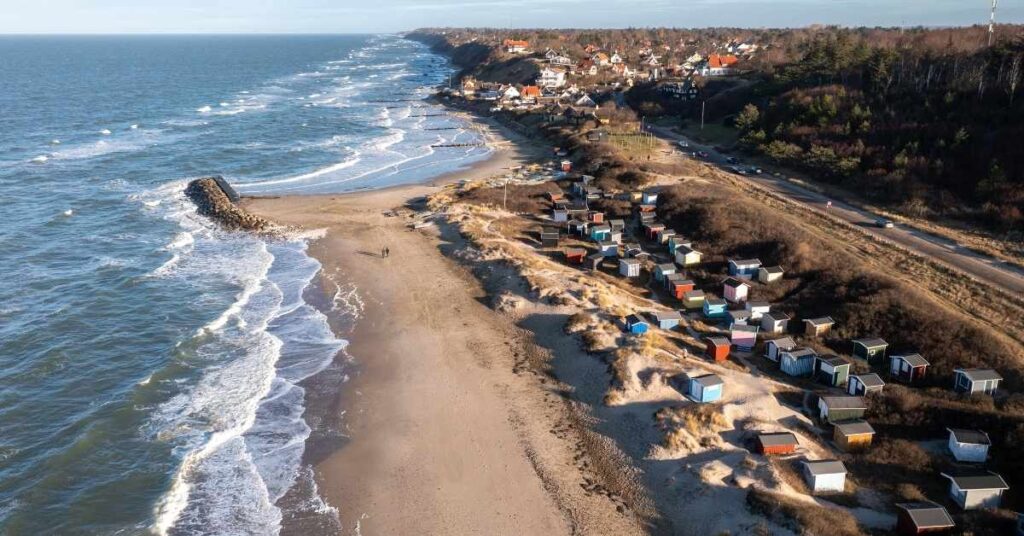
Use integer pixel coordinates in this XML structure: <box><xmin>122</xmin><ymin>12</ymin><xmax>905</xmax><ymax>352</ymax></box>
<box><xmin>735</xmin><ymin>103</ymin><xmax>761</xmax><ymax>132</ymax></box>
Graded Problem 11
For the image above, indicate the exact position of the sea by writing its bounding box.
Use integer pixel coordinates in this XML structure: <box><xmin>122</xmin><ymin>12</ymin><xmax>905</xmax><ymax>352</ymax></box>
<box><xmin>0</xmin><ymin>34</ymin><xmax>489</xmax><ymax>535</ymax></box>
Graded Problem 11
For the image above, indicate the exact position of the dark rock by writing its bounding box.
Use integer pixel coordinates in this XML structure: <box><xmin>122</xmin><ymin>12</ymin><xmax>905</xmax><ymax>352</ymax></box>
<box><xmin>185</xmin><ymin>176</ymin><xmax>272</xmax><ymax>232</ymax></box>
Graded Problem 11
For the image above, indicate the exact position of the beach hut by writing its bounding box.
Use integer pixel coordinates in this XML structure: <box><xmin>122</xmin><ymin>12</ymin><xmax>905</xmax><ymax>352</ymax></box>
<box><xmin>780</xmin><ymin>348</ymin><xmax>817</xmax><ymax>377</ymax></box>
<box><xmin>940</xmin><ymin>471</ymin><xmax>1009</xmax><ymax>510</ymax></box>
<box><xmin>637</xmin><ymin>211</ymin><xmax>656</xmax><ymax>225</ymax></box>
<box><xmin>764</xmin><ymin>337</ymin><xmax>796</xmax><ymax>362</ymax></box>
<box><xmin>597</xmin><ymin>240</ymin><xmax>618</xmax><ymax>257</ymax></box>
<box><xmin>758</xmin><ymin>265</ymin><xmax>784</xmax><ymax>283</ymax></box>
<box><xmin>656</xmin><ymin>228</ymin><xmax>676</xmax><ymax>245</ymax></box>
<box><xmin>890</xmin><ymin>354</ymin><xmax>929</xmax><ymax>383</ymax></box>
<box><xmin>644</xmin><ymin>222</ymin><xmax>666</xmax><ymax>241</ymax></box>
<box><xmin>564</xmin><ymin>247</ymin><xmax>586</xmax><ymax>265</ymax></box>
<box><xmin>803</xmin><ymin>316</ymin><xmax>835</xmax><ymax>337</ymax></box>
<box><xmin>567</xmin><ymin>219</ymin><xmax>588</xmax><ymax>236</ymax></box>
<box><xmin>730</xmin><ymin>325</ymin><xmax>758</xmax><ymax>351</ymax></box>
<box><xmin>619</xmin><ymin>258</ymin><xmax>641</xmax><ymax>278</ymax></box>
<box><xmin>813</xmin><ymin>355</ymin><xmax>851</xmax><ymax>387</ymax></box>
<box><xmin>552</xmin><ymin>207</ymin><xmax>569</xmax><ymax>222</ymax></box>
<box><xmin>703</xmin><ymin>298</ymin><xmax>728</xmax><ymax>319</ymax></box>
<box><xmin>833</xmin><ymin>420</ymin><xmax>875</xmax><ymax>451</ymax></box>
<box><xmin>760</xmin><ymin>312</ymin><xmax>789</xmax><ymax>335</ymax></box>
<box><xmin>848</xmin><ymin>374</ymin><xmax>885</xmax><ymax>396</ymax></box>
<box><xmin>947</xmin><ymin>429</ymin><xmax>991</xmax><ymax>463</ymax></box>
<box><xmin>587</xmin><ymin>211</ymin><xmax>605</xmax><ymax>223</ymax></box>
<box><xmin>651</xmin><ymin>310</ymin><xmax>682</xmax><ymax>330</ymax></box>
<box><xmin>589</xmin><ymin>224</ymin><xmax>612</xmax><ymax>242</ymax></box>
<box><xmin>624</xmin><ymin>314</ymin><xmax>649</xmax><ymax>335</ymax></box>
<box><xmin>667</xmin><ymin>276</ymin><xmax>695</xmax><ymax>300</ymax></box>
<box><xmin>952</xmin><ymin>369</ymin><xmax>1002</xmax><ymax>395</ymax></box>
<box><xmin>727</xmin><ymin>309</ymin><xmax>751</xmax><ymax>327</ymax></box>
<box><xmin>728</xmin><ymin>258</ymin><xmax>762</xmax><ymax>279</ymax></box>
<box><xmin>608</xmin><ymin>219</ymin><xmax>625</xmax><ymax>233</ymax></box>
<box><xmin>586</xmin><ymin>252</ymin><xmax>605</xmax><ymax>271</ymax></box>
<box><xmin>756</xmin><ymin>432</ymin><xmax>798</xmax><ymax>455</ymax></box>
<box><xmin>540</xmin><ymin>227</ymin><xmax>560</xmax><ymax>247</ymax></box>
<box><xmin>722</xmin><ymin>277</ymin><xmax>750</xmax><ymax>303</ymax></box>
<box><xmin>675</xmin><ymin>245</ymin><xmax>702</xmax><ymax>266</ymax></box>
<box><xmin>744</xmin><ymin>301</ymin><xmax>770</xmax><ymax>321</ymax></box>
<box><xmin>654</xmin><ymin>263</ymin><xmax>676</xmax><ymax>282</ymax></box>
<box><xmin>852</xmin><ymin>338</ymin><xmax>888</xmax><ymax>362</ymax></box>
<box><xmin>667</xmin><ymin>236</ymin><xmax>691</xmax><ymax>253</ymax></box>
<box><xmin>636</xmin><ymin>203</ymin><xmax>657</xmax><ymax>214</ymax></box>
<box><xmin>705</xmin><ymin>337</ymin><xmax>731</xmax><ymax>362</ymax></box>
<box><xmin>818</xmin><ymin>396</ymin><xmax>867</xmax><ymax>424</ymax></box>
<box><xmin>683</xmin><ymin>290</ymin><xmax>705</xmax><ymax>310</ymax></box>
<box><xmin>687</xmin><ymin>374</ymin><xmax>724</xmax><ymax>403</ymax></box>
<box><xmin>802</xmin><ymin>460</ymin><xmax>847</xmax><ymax>494</ymax></box>
<box><xmin>641</xmin><ymin>191</ymin><xmax>659</xmax><ymax>205</ymax></box>
<box><xmin>895</xmin><ymin>502</ymin><xmax>955</xmax><ymax>535</ymax></box>
<box><xmin>622</xmin><ymin>242</ymin><xmax>643</xmax><ymax>258</ymax></box>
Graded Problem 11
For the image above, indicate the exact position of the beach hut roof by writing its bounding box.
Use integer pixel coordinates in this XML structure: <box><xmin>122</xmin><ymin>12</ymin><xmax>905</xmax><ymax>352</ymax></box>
<box><xmin>763</xmin><ymin>312</ymin><xmax>790</xmax><ymax>322</ymax></box>
<box><xmin>805</xmin><ymin>316</ymin><xmax>835</xmax><ymax>326</ymax></box>
<box><xmin>895</xmin><ymin>502</ymin><xmax>954</xmax><ymax>530</ymax></box>
<box><xmin>853</xmin><ymin>337</ymin><xmax>887</xmax><ymax>348</ymax></box>
<box><xmin>758</xmin><ymin>432</ymin><xmax>798</xmax><ymax>446</ymax></box>
<box><xmin>652</xmin><ymin>310</ymin><xmax>682</xmax><ymax>321</ymax></box>
<box><xmin>954</xmin><ymin>368</ymin><xmax>1003</xmax><ymax>382</ymax></box>
<box><xmin>731</xmin><ymin>258</ymin><xmax>762</xmax><ymax>266</ymax></box>
<box><xmin>821</xmin><ymin>396</ymin><xmax>866</xmax><ymax>410</ymax></box>
<box><xmin>723</xmin><ymin>277</ymin><xmax>749</xmax><ymax>289</ymax></box>
<box><xmin>684</xmin><ymin>289</ymin><xmax>705</xmax><ymax>298</ymax></box>
<box><xmin>834</xmin><ymin>420</ymin><xmax>875</xmax><ymax>436</ymax></box>
<box><xmin>852</xmin><ymin>373</ymin><xmax>885</xmax><ymax>388</ymax></box>
<box><xmin>940</xmin><ymin>470</ymin><xmax>1009</xmax><ymax>491</ymax></box>
<box><xmin>693</xmin><ymin>374</ymin><xmax>724</xmax><ymax>388</ymax></box>
<box><xmin>761</xmin><ymin>265</ymin><xmax>784</xmax><ymax>274</ymax></box>
<box><xmin>948</xmin><ymin>428</ymin><xmax>991</xmax><ymax>446</ymax></box>
<box><xmin>803</xmin><ymin>460</ymin><xmax>847</xmax><ymax>476</ymax></box>
<box><xmin>894</xmin><ymin>353</ymin><xmax>930</xmax><ymax>367</ymax></box>
<box><xmin>705</xmin><ymin>297</ymin><xmax>727</xmax><ymax>306</ymax></box>
<box><xmin>625</xmin><ymin>314</ymin><xmax>646</xmax><ymax>325</ymax></box>
<box><xmin>732</xmin><ymin>325</ymin><xmax>759</xmax><ymax>334</ymax></box>
<box><xmin>786</xmin><ymin>348</ymin><xmax>817</xmax><ymax>359</ymax></box>
<box><xmin>707</xmin><ymin>336</ymin><xmax>730</xmax><ymax>347</ymax></box>
<box><xmin>817</xmin><ymin>355</ymin><xmax>850</xmax><ymax>367</ymax></box>
<box><xmin>769</xmin><ymin>337</ymin><xmax>797</xmax><ymax>349</ymax></box>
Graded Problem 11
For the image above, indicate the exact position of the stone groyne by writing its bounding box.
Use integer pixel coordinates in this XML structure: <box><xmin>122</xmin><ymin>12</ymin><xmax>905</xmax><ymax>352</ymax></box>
<box><xmin>185</xmin><ymin>176</ymin><xmax>273</xmax><ymax>232</ymax></box>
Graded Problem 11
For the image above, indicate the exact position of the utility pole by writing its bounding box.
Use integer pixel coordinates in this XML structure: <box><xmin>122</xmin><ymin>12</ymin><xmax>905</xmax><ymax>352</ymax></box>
<box><xmin>503</xmin><ymin>177</ymin><xmax>508</xmax><ymax>211</ymax></box>
<box><xmin>700</xmin><ymin>100</ymin><xmax>706</xmax><ymax>131</ymax></box>
<box><xmin>989</xmin><ymin>0</ymin><xmax>998</xmax><ymax>47</ymax></box>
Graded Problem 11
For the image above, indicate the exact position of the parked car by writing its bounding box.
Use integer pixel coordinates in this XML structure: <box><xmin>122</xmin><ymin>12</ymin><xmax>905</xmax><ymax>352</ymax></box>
<box><xmin>875</xmin><ymin>218</ymin><xmax>895</xmax><ymax>229</ymax></box>
<box><xmin>677</xmin><ymin>140</ymin><xmax>689</xmax><ymax>148</ymax></box>
<box><xmin>725</xmin><ymin>156</ymin><xmax>740</xmax><ymax>164</ymax></box>
<box><xmin>747</xmin><ymin>166</ymin><xmax>762</xmax><ymax>175</ymax></box>
<box><xmin>730</xmin><ymin>165</ymin><xmax>748</xmax><ymax>175</ymax></box>
<box><xmin>696</xmin><ymin>151</ymin><xmax>710</xmax><ymax>159</ymax></box>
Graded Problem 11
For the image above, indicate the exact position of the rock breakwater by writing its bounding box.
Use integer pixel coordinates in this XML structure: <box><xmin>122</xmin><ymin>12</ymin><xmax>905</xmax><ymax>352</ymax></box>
<box><xmin>185</xmin><ymin>176</ymin><xmax>273</xmax><ymax>232</ymax></box>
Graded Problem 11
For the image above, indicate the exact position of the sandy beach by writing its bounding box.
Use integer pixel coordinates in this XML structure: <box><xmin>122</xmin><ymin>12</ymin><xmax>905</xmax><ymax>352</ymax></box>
<box><xmin>245</xmin><ymin>116</ymin><xmax>644</xmax><ymax>535</ymax></box>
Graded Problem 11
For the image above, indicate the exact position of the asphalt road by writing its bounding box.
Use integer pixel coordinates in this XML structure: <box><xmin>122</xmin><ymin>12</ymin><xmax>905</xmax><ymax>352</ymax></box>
<box><xmin>649</xmin><ymin>125</ymin><xmax>1024</xmax><ymax>296</ymax></box>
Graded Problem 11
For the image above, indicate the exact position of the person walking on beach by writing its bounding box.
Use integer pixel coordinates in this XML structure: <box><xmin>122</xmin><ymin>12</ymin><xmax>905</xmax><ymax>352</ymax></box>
<box><xmin>381</xmin><ymin>246</ymin><xmax>386</xmax><ymax>258</ymax></box>
<box><xmin>384</xmin><ymin>247</ymin><xmax>390</xmax><ymax>258</ymax></box>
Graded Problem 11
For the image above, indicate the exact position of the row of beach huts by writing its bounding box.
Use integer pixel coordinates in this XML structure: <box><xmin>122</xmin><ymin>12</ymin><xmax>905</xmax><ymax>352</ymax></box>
<box><xmin>539</xmin><ymin>176</ymin><xmax>1016</xmax><ymax>534</ymax></box>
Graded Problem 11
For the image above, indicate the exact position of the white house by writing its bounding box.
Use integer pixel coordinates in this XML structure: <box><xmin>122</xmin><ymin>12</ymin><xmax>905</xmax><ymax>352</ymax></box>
<box><xmin>760</xmin><ymin>312</ymin><xmax>789</xmax><ymax>334</ymax></box>
<box><xmin>574</xmin><ymin>94</ymin><xmax>597</xmax><ymax>108</ymax></box>
<box><xmin>500</xmin><ymin>85</ymin><xmax>520</xmax><ymax>101</ymax></box>
<box><xmin>723</xmin><ymin>277</ymin><xmax>750</xmax><ymax>303</ymax></box>
<box><xmin>538</xmin><ymin>67</ymin><xmax>567</xmax><ymax>89</ymax></box>
<box><xmin>802</xmin><ymin>460</ymin><xmax>847</xmax><ymax>494</ymax></box>
<box><xmin>641</xmin><ymin>191</ymin><xmax>659</xmax><ymax>204</ymax></box>
<box><xmin>744</xmin><ymin>301</ymin><xmax>770</xmax><ymax>321</ymax></box>
<box><xmin>941</xmin><ymin>471</ymin><xmax>1009</xmax><ymax>510</ymax></box>
<box><xmin>764</xmin><ymin>336</ymin><xmax>796</xmax><ymax>362</ymax></box>
<box><xmin>953</xmin><ymin>368</ymin><xmax>1002</xmax><ymax>395</ymax></box>
<box><xmin>758</xmin><ymin>265</ymin><xmax>784</xmax><ymax>283</ymax></box>
<box><xmin>619</xmin><ymin>258</ymin><xmax>641</xmax><ymax>277</ymax></box>
<box><xmin>609</xmin><ymin>52</ymin><xmax>623</xmax><ymax>64</ymax></box>
<box><xmin>847</xmin><ymin>373</ymin><xmax>885</xmax><ymax>396</ymax></box>
<box><xmin>675</xmin><ymin>246</ymin><xmax>702</xmax><ymax>266</ymax></box>
<box><xmin>947</xmin><ymin>429</ymin><xmax>991</xmax><ymax>463</ymax></box>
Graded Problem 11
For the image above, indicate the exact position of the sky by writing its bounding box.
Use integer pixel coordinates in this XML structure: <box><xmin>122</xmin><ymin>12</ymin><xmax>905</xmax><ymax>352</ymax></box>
<box><xmin>1</xmin><ymin>0</ymin><xmax>1021</xmax><ymax>34</ymax></box>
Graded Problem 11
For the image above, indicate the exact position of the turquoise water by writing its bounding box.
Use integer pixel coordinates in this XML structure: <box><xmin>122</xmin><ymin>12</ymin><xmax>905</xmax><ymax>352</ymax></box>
<box><xmin>0</xmin><ymin>34</ymin><xmax>487</xmax><ymax>535</ymax></box>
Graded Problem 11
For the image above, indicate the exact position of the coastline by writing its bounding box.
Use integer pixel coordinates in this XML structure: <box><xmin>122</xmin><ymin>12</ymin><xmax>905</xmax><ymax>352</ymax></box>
<box><xmin>244</xmin><ymin>115</ymin><xmax>644</xmax><ymax>535</ymax></box>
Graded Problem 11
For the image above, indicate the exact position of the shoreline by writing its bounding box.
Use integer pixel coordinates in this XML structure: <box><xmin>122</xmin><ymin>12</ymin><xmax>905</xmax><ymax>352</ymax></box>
<box><xmin>244</xmin><ymin>113</ymin><xmax>640</xmax><ymax>534</ymax></box>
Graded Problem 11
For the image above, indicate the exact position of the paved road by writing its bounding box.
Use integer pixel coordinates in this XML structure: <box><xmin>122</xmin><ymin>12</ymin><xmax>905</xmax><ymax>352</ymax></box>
<box><xmin>649</xmin><ymin>125</ymin><xmax>1024</xmax><ymax>296</ymax></box>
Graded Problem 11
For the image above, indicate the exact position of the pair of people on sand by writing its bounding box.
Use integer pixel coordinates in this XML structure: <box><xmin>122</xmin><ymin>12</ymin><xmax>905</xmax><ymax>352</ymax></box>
<box><xmin>381</xmin><ymin>246</ymin><xmax>390</xmax><ymax>258</ymax></box>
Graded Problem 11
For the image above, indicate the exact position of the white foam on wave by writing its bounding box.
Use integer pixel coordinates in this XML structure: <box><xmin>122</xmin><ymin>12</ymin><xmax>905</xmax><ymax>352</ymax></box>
<box><xmin>31</xmin><ymin>155</ymin><xmax>48</xmax><ymax>164</ymax></box>
<box><xmin>238</xmin><ymin>152</ymin><xmax>362</xmax><ymax>188</ymax></box>
<box><xmin>196</xmin><ymin>105</ymin><xmax>213</xmax><ymax>113</ymax></box>
<box><xmin>100</xmin><ymin>129</ymin><xmax>112</xmax><ymax>135</ymax></box>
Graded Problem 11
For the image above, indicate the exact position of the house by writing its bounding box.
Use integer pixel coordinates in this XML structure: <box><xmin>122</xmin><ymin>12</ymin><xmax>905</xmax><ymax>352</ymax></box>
<box><xmin>624</xmin><ymin>314</ymin><xmax>649</xmax><ymax>335</ymax></box>
<box><xmin>652</xmin><ymin>310</ymin><xmax>682</xmax><ymax>330</ymax></box>
<box><xmin>702</xmin><ymin>53</ymin><xmax>740</xmax><ymax>76</ymax></box>
<box><xmin>895</xmin><ymin>502</ymin><xmax>955</xmax><ymax>535</ymax></box>
<box><xmin>848</xmin><ymin>373</ymin><xmax>885</xmax><ymax>396</ymax></box>
<box><xmin>654</xmin><ymin>263</ymin><xmax>676</xmax><ymax>282</ymax></box>
<box><xmin>953</xmin><ymin>368</ymin><xmax>1002</xmax><ymax>395</ymax></box>
<box><xmin>703</xmin><ymin>298</ymin><xmax>728</xmax><ymax>319</ymax></box>
<box><xmin>756</xmin><ymin>432</ymin><xmax>799</xmax><ymax>455</ymax></box>
<box><xmin>764</xmin><ymin>337</ymin><xmax>796</xmax><ymax>362</ymax></box>
<box><xmin>818</xmin><ymin>396</ymin><xmax>867</xmax><ymax>424</ymax></box>
<box><xmin>683</xmin><ymin>289</ymin><xmax>705</xmax><ymax>310</ymax></box>
<box><xmin>814</xmin><ymin>355</ymin><xmax>851</xmax><ymax>387</ymax></box>
<box><xmin>728</xmin><ymin>258</ymin><xmax>762</xmax><ymax>278</ymax></box>
<box><xmin>744</xmin><ymin>301</ymin><xmax>770</xmax><ymax>321</ymax></box>
<box><xmin>947</xmin><ymin>429</ymin><xmax>991</xmax><ymax>463</ymax></box>
<box><xmin>728</xmin><ymin>309</ymin><xmax>751</xmax><ymax>327</ymax></box>
<box><xmin>564</xmin><ymin>248</ymin><xmax>586</xmax><ymax>265</ymax></box>
<box><xmin>500</xmin><ymin>85</ymin><xmax>521</xmax><ymax>101</ymax></box>
<box><xmin>723</xmin><ymin>277</ymin><xmax>750</xmax><ymax>303</ymax></box>
<box><xmin>666</xmin><ymin>275</ymin><xmax>694</xmax><ymax>300</ymax></box>
<box><xmin>537</xmin><ymin>68</ymin><xmax>567</xmax><ymax>88</ymax></box>
<box><xmin>760</xmin><ymin>312</ymin><xmax>789</xmax><ymax>334</ymax></box>
<box><xmin>833</xmin><ymin>419</ymin><xmax>875</xmax><ymax>451</ymax></box>
<box><xmin>540</xmin><ymin>227</ymin><xmax>560</xmax><ymax>247</ymax></box>
<box><xmin>597</xmin><ymin>240</ymin><xmax>618</xmax><ymax>257</ymax></box>
<box><xmin>520</xmin><ymin>85</ymin><xmax>542</xmax><ymax>102</ymax></box>
<box><xmin>941</xmin><ymin>471</ymin><xmax>1009</xmax><ymax>510</ymax></box>
<box><xmin>641</xmin><ymin>191</ymin><xmax>659</xmax><ymax>204</ymax></box>
<box><xmin>592</xmin><ymin>52</ymin><xmax>610</xmax><ymax>66</ymax></box>
<box><xmin>758</xmin><ymin>265</ymin><xmax>784</xmax><ymax>283</ymax></box>
<box><xmin>890</xmin><ymin>354</ymin><xmax>930</xmax><ymax>383</ymax></box>
<box><xmin>589</xmin><ymin>224</ymin><xmax>611</xmax><ymax>242</ymax></box>
<box><xmin>609</xmin><ymin>52</ymin><xmax>623</xmax><ymax>64</ymax></box>
<box><xmin>705</xmin><ymin>337</ymin><xmax>731</xmax><ymax>362</ymax></box>
<box><xmin>586</xmin><ymin>252</ymin><xmax>605</xmax><ymax>271</ymax></box>
<box><xmin>730</xmin><ymin>325</ymin><xmax>759</xmax><ymax>351</ymax></box>
<box><xmin>780</xmin><ymin>347</ymin><xmax>817</xmax><ymax>377</ymax></box>
<box><xmin>802</xmin><ymin>460</ymin><xmax>847</xmax><ymax>494</ymax></box>
<box><xmin>503</xmin><ymin>39</ymin><xmax>529</xmax><ymax>54</ymax></box>
<box><xmin>619</xmin><ymin>257</ymin><xmax>641</xmax><ymax>278</ymax></box>
<box><xmin>688</xmin><ymin>374</ymin><xmax>724</xmax><ymax>403</ymax></box>
<box><xmin>852</xmin><ymin>338</ymin><xmax>888</xmax><ymax>362</ymax></box>
<box><xmin>675</xmin><ymin>245</ymin><xmax>702</xmax><ymax>266</ymax></box>
<box><xmin>803</xmin><ymin>317</ymin><xmax>835</xmax><ymax>337</ymax></box>
<box><xmin>575</xmin><ymin>94</ymin><xmax>597</xmax><ymax>108</ymax></box>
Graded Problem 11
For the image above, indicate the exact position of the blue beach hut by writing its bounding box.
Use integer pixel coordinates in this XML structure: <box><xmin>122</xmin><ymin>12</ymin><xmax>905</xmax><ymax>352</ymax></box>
<box><xmin>624</xmin><ymin>314</ymin><xmax>649</xmax><ymax>335</ymax></box>
<box><xmin>703</xmin><ymin>297</ymin><xmax>728</xmax><ymax>319</ymax></box>
<box><xmin>688</xmin><ymin>374</ymin><xmax>724</xmax><ymax>403</ymax></box>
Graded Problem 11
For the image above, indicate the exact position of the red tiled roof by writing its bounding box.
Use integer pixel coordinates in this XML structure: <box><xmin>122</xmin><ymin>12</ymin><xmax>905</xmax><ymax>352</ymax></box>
<box><xmin>709</xmin><ymin>54</ymin><xmax>740</xmax><ymax>68</ymax></box>
<box><xmin>521</xmin><ymin>85</ymin><xmax>542</xmax><ymax>97</ymax></box>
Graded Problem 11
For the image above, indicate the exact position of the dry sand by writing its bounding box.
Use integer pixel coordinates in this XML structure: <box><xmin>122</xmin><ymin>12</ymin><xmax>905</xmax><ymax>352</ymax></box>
<box><xmin>244</xmin><ymin>118</ymin><xmax>644</xmax><ymax>535</ymax></box>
